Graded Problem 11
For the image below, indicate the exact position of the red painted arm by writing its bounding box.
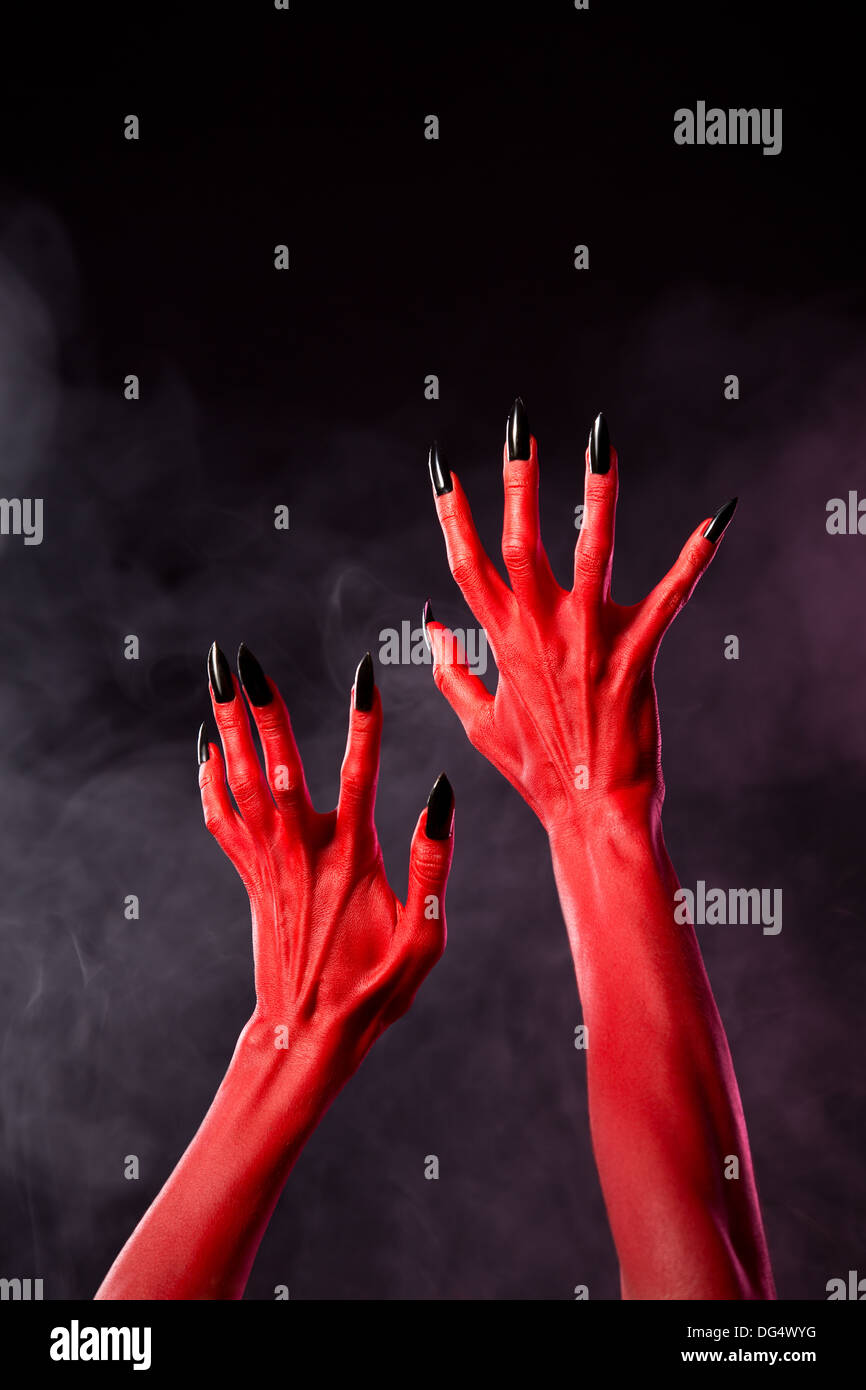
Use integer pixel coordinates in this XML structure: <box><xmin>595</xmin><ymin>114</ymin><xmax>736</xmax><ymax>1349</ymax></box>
<box><xmin>426</xmin><ymin>408</ymin><xmax>775</xmax><ymax>1299</ymax></box>
<box><xmin>95</xmin><ymin>649</ymin><xmax>453</xmax><ymax>1300</ymax></box>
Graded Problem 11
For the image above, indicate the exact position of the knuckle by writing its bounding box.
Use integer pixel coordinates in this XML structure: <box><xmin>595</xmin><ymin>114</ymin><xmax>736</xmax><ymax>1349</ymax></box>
<box><xmin>575</xmin><ymin>542</ymin><xmax>607</xmax><ymax>579</ymax></box>
<box><xmin>411</xmin><ymin>844</ymin><xmax>447</xmax><ymax>882</ymax></box>
<box><xmin>501</xmin><ymin>539</ymin><xmax>534</xmax><ymax>574</ymax></box>
<box><xmin>229</xmin><ymin>775</ymin><xmax>265</xmax><ymax>810</ymax></box>
<box><xmin>503</xmin><ymin>469</ymin><xmax>534</xmax><ymax>493</ymax></box>
<box><xmin>449</xmin><ymin>549</ymin><xmax>480</xmax><ymax>590</ymax></box>
<box><xmin>683</xmin><ymin>543</ymin><xmax>705</xmax><ymax>571</ymax></box>
<box><xmin>215</xmin><ymin>707</ymin><xmax>249</xmax><ymax>737</ymax></box>
<box><xmin>272</xmin><ymin>787</ymin><xmax>302</xmax><ymax>812</ymax></box>
<box><xmin>253</xmin><ymin>706</ymin><xmax>284</xmax><ymax>737</ymax></box>
<box><xmin>584</xmin><ymin>475</ymin><xmax>613</xmax><ymax>505</ymax></box>
<box><xmin>659</xmin><ymin>584</ymin><xmax>685</xmax><ymax>617</ymax></box>
<box><xmin>437</xmin><ymin>491</ymin><xmax>461</xmax><ymax>522</ymax></box>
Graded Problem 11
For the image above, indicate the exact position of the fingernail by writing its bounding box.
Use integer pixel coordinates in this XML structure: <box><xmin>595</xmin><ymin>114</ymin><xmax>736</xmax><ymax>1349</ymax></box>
<box><xmin>425</xmin><ymin>772</ymin><xmax>454</xmax><ymax>840</ymax></box>
<box><xmin>208</xmin><ymin>641</ymin><xmax>234</xmax><ymax>703</ymax></box>
<box><xmin>428</xmin><ymin>441</ymin><xmax>453</xmax><ymax>496</ymax></box>
<box><xmin>422</xmin><ymin>600</ymin><xmax>434</xmax><ymax>652</ymax></box>
<box><xmin>589</xmin><ymin>412</ymin><xmax>611</xmax><ymax>474</ymax></box>
<box><xmin>507</xmin><ymin>397</ymin><xmax>530</xmax><ymax>461</ymax></box>
<box><xmin>353</xmin><ymin>651</ymin><xmax>375</xmax><ymax>712</ymax></box>
<box><xmin>703</xmin><ymin>497</ymin><xmax>738</xmax><ymax>543</ymax></box>
<box><xmin>237</xmin><ymin>642</ymin><xmax>273</xmax><ymax>707</ymax></box>
<box><xmin>197</xmin><ymin>722</ymin><xmax>210</xmax><ymax>764</ymax></box>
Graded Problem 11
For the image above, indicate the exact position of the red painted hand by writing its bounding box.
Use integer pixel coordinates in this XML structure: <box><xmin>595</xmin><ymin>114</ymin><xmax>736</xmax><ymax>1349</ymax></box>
<box><xmin>96</xmin><ymin>648</ymin><xmax>453</xmax><ymax>1300</ymax></box>
<box><xmin>199</xmin><ymin>646</ymin><xmax>453</xmax><ymax>1065</ymax></box>
<box><xmin>425</xmin><ymin>405</ymin><xmax>772</xmax><ymax>1301</ymax></box>
<box><xmin>426</xmin><ymin>414</ymin><xmax>733</xmax><ymax>837</ymax></box>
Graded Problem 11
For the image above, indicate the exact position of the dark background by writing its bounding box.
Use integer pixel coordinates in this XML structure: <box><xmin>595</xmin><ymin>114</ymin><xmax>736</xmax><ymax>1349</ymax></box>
<box><xmin>0</xmin><ymin>3</ymin><xmax>863</xmax><ymax>1299</ymax></box>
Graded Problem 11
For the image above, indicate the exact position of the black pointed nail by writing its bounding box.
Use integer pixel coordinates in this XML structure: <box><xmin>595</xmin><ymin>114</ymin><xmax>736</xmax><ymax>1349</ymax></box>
<box><xmin>507</xmin><ymin>397</ymin><xmax>531</xmax><ymax>461</ymax></box>
<box><xmin>703</xmin><ymin>497</ymin><xmax>738</xmax><ymax>543</ymax></box>
<box><xmin>237</xmin><ymin>643</ymin><xmax>273</xmax><ymax>707</ymax></box>
<box><xmin>354</xmin><ymin>652</ymin><xmax>375</xmax><ymax>712</ymax></box>
<box><xmin>208</xmin><ymin>641</ymin><xmax>234</xmax><ymax>703</ymax></box>
<box><xmin>425</xmin><ymin>772</ymin><xmax>454</xmax><ymax>840</ymax></box>
<box><xmin>589</xmin><ymin>412</ymin><xmax>611</xmax><ymax>474</ymax></box>
<box><xmin>197</xmin><ymin>722</ymin><xmax>210</xmax><ymax>764</ymax></box>
<box><xmin>428</xmin><ymin>441</ymin><xmax>452</xmax><ymax>496</ymax></box>
<box><xmin>422</xmin><ymin>600</ymin><xmax>434</xmax><ymax>652</ymax></box>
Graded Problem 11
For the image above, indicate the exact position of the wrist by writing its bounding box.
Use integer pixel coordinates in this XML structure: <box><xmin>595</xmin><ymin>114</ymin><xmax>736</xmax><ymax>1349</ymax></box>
<box><xmin>225</xmin><ymin>1011</ymin><xmax>358</xmax><ymax>1138</ymax></box>
<box><xmin>546</xmin><ymin>785</ymin><xmax>663</xmax><ymax>859</ymax></box>
<box><xmin>546</xmin><ymin>791</ymin><xmax>678</xmax><ymax>966</ymax></box>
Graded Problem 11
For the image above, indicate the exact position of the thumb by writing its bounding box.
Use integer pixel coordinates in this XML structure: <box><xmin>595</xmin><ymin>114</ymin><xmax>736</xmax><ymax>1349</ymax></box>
<box><xmin>403</xmin><ymin>773</ymin><xmax>455</xmax><ymax>957</ymax></box>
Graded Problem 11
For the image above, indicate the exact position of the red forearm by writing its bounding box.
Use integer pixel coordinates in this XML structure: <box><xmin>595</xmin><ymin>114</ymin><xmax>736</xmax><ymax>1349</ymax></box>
<box><xmin>94</xmin><ymin>1015</ymin><xmax>349</xmax><ymax>1300</ymax></box>
<box><xmin>549</xmin><ymin>802</ymin><xmax>775</xmax><ymax>1300</ymax></box>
